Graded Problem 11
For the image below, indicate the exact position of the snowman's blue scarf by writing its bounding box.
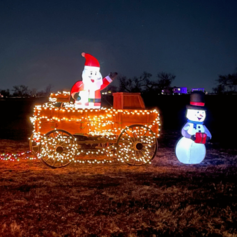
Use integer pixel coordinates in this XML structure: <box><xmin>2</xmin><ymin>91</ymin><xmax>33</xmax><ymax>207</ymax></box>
<box><xmin>187</xmin><ymin>119</ymin><xmax>203</xmax><ymax>129</ymax></box>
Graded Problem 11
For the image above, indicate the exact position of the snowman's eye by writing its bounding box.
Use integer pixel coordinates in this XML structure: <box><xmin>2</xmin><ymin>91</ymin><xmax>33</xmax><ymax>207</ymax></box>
<box><xmin>197</xmin><ymin>111</ymin><xmax>199</xmax><ymax>113</ymax></box>
<box><xmin>90</xmin><ymin>71</ymin><xmax>93</xmax><ymax>75</ymax></box>
<box><xmin>95</xmin><ymin>72</ymin><xmax>97</xmax><ymax>75</ymax></box>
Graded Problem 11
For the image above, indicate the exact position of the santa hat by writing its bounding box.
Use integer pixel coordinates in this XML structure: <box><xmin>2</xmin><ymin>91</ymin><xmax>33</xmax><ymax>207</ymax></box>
<box><xmin>81</xmin><ymin>52</ymin><xmax>100</xmax><ymax>69</ymax></box>
<box><xmin>186</xmin><ymin>91</ymin><xmax>206</xmax><ymax>110</ymax></box>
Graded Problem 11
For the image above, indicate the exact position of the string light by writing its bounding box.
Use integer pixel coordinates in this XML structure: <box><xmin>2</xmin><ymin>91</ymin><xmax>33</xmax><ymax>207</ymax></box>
<box><xmin>0</xmin><ymin>151</ymin><xmax>38</xmax><ymax>161</ymax></box>
<box><xmin>0</xmin><ymin>91</ymin><xmax>161</xmax><ymax>165</ymax></box>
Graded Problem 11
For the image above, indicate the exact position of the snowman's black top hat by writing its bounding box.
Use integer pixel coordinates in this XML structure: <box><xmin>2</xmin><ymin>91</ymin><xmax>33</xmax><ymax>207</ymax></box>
<box><xmin>186</xmin><ymin>91</ymin><xmax>206</xmax><ymax>110</ymax></box>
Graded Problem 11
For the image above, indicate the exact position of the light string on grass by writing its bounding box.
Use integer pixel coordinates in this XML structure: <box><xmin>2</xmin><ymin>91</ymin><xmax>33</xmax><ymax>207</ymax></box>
<box><xmin>0</xmin><ymin>151</ymin><xmax>38</xmax><ymax>161</ymax></box>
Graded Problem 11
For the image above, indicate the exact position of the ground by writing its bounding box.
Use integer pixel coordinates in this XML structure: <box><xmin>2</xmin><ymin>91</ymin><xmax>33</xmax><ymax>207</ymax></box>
<box><xmin>0</xmin><ymin>133</ymin><xmax>237</xmax><ymax>237</ymax></box>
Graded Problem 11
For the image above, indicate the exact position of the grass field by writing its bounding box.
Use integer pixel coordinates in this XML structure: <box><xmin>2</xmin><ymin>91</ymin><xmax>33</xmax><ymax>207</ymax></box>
<box><xmin>0</xmin><ymin>96</ymin><xmax>237</xmax><ymax>236</ymax></box>
<box><xmin>0</xmin><ymin>138</ymin><xmax>237</xmax><ymax>237</ymax></box>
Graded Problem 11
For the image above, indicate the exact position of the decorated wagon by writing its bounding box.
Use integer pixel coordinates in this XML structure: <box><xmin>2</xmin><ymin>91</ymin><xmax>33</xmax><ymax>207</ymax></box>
<box><xmin>29</xmin><ymin>91</ymin><xmax>160</xmax><ymax>168</ymax></box>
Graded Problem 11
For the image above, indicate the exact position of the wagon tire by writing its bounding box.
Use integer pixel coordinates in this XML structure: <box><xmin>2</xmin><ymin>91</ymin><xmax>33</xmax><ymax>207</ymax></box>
<box><xmin>40</xmin><ymin>129</ymin><xmax>76</xmax><ymax>168</ymax></box>
<box><xmin>116</xmin><ymin>124</ymin><xmax>158</xmax><ymax>165</ymax></box>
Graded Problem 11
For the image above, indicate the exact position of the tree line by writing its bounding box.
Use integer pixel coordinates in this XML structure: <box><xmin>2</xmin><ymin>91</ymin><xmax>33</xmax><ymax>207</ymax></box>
<box><xmin>116</xmin><ymin>72</ymin><xmax>176</xmax><ymax>94</ymax></box>
<box><xmin>111</xmin><ymin>69</ymin><xmax>237</xmax><ymax>95</ymax></box>
<box><xmin>212</xmin><ymin>72</ymin><xmax>237</xmax><ymax>95</ymax></box>
<box><xmin>1</xmin><ymin>69</ymin><xmax>237</xmax><ymax>98</ymax></box>
<box><xmin>0</xmin><ymin>84</ymin><xmax>52</xmax><ymax>98</ymax></box>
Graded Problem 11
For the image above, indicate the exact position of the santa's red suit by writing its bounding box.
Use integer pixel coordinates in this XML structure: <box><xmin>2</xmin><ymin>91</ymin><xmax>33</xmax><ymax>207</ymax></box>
<box><xmin>70</xmin><ymin>75</ymin><xmax>112</xmax><ymax>108</ymax></box>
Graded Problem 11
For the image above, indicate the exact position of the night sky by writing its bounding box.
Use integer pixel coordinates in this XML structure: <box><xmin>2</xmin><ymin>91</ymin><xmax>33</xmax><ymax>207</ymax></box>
<box><xmin>1</xmin><ymin>0</ymin><xmax>237</xmax><ymax>92</ymax></box>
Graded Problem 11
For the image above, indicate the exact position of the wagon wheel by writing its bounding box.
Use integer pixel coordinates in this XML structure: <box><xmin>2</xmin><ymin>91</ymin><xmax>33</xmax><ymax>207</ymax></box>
<box><xmin>117</xmin><ymin>125</ymin><xmax>158</xmax><ymax>165</ymax></box>
<box><xmin>40</xmin><ymin>129</ymin><xmax>77</xmax><ymax>168</ymax></box>
<box><xmin>29</xmin><ymin>134</ymin><xmax>40</xmax><ymax>155</ymax></box>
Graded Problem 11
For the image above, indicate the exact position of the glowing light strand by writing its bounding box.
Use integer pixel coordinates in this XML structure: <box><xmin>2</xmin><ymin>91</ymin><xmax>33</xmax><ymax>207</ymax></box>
<box><xmin>23</xmin><ymin>91</ymin><xmax>161</xmax><ymax>165</ymax></box>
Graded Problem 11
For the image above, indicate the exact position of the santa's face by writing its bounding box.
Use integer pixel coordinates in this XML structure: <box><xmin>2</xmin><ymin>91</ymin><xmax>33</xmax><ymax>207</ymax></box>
<box><xmin>186</xmin><ymin>109</ymin><xmax>206</xmax><ymax>122</ymax></box>
<box><xmin>82</xmin><ymin>67</ymin><xmax>103</xmax><ymax>90</ymax></box>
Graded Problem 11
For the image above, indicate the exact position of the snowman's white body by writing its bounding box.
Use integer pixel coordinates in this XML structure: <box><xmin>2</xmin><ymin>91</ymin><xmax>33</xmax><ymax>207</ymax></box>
<box><xmin>175</xmin><ymin>109</ymin><xmax>211</xmax><ymax>164</ymax></box>
<box><xmin>176</xmin><ymin>123</ymin><xmax>206</xmax><ymax>164</ymax></box>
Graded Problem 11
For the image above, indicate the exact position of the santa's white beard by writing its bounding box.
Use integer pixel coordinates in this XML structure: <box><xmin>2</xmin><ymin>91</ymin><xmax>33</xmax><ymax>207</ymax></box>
<box><xmin>84</xmin><ymin>81</ymin><xmax>102</xmax><ymax>91</ymax></box>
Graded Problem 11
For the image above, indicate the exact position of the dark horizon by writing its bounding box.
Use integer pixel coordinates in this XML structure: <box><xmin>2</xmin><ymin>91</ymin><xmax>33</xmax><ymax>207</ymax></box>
<box><xmin>1</xmin><ymin>0</ymin><xmax>237</xmax><ymax>92</ymax></box>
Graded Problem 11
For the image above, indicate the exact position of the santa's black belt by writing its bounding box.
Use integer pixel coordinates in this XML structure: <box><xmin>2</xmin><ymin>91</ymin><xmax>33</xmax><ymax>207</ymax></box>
<box><xmin>88</xmin><ymin>98</ymin><xmax>101</xmax><ymax>103</ymax></box>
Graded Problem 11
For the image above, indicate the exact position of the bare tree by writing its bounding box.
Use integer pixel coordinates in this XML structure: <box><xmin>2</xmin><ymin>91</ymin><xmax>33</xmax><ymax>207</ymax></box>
<box><xmin>0</xmin><ymin>89</ymin><xmax>10</xmax><ymax>98</ymax></box>
<box><xmin>118</xmin><ymin>72</ymin><xmax>152</xmax><ymax>92</ymax></box>
<box><xmin>12</xmin><ymin>85</ymin><xmax>29</xmax><ymax>97</ymax></box>
<box><xmin>156</xmin><ymin>72</ymin><xmax>176</xmax><ymax>92</ymax></box>
<box><xmin>28</xmin><ymin>88</ymin><xmax>37</xmax><ymax>97</ymax></box>
<box><xmin>44</xmin><ymin>84</ymin><xmax>53</xmax><ymax>96</ymax></box>
<box><xmin>118</xmin><ymin>71</ymin><xmax>176</xmax><ymax>94</ymax></box>
<box><xmin>213</xmin><ymin>73</ymin><xmax>237</xmax><ymax>94</ymax></box>
<box><xmin>212</xmin><ymin>84</ymin><xmax>225</xmax><ymax>95</ymax></box>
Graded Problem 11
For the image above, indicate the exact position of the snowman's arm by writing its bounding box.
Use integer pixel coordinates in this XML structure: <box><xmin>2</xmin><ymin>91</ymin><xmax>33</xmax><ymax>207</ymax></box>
<box><xmin>181</xmin><ymin>123</ymin><xmax>192</xmax><ymax>138</ymax></box>
<box><xmin>203</xmin><ymin>125</ymin><xmax>212</xmax><ymax>139</ymax></box>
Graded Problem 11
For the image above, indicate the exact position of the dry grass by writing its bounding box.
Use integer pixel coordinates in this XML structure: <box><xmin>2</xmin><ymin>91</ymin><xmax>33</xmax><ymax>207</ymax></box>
<box><xmin>0</xmin><ymin>139</ymin><xmax>237</xmax><ymax>236</ymax></box>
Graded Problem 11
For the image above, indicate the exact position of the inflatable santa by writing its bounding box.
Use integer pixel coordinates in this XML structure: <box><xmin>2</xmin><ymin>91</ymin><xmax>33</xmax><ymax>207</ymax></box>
<box><xmin>175</xmin><ymin>91</ymin><xmax>212</xmax><ymax>164</ymax></box>
<box><xmin>70</xmin><ymin>52</ymin><xmax>117</xmax><ymax>109</ymax></box>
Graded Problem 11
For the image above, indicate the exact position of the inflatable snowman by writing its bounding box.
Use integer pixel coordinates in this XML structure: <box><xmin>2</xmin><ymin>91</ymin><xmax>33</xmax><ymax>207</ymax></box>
<box><xmin>71</xmin><ymin>52</ymin><xmax>117</xmax><ymax>109</ymax></box>
<box><xmin>175</xmin><ymin>91</ymin><xmax>212</xmax><ymax>164</ymax></box>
